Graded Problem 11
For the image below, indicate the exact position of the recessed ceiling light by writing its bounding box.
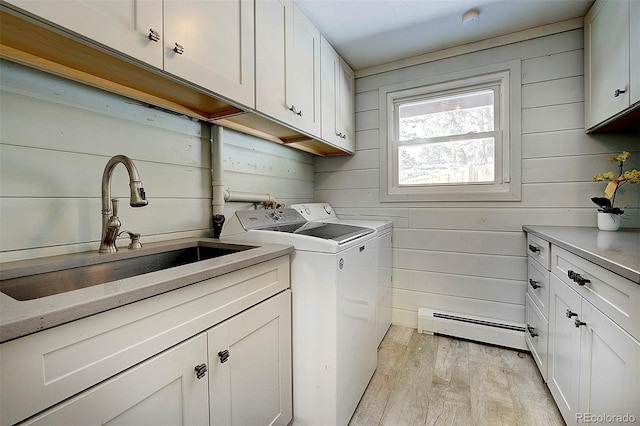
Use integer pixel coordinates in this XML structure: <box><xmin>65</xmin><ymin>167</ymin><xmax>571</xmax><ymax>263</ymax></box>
<box><xmin>462</xmin><ymin>9</ymin><xmax>480</xmax><ymax>25</ymax></box>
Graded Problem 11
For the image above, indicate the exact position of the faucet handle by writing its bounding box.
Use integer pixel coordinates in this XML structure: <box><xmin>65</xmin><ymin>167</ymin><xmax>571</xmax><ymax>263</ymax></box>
<box><xmin>119</xmin><ymin>230</ymin><xmax>143</xmax><ymax>249</ymax></box>
<box><xmin>111</xmin><ymin>198</ymin><xmax>119</xmax><ymax>217</ymax></box>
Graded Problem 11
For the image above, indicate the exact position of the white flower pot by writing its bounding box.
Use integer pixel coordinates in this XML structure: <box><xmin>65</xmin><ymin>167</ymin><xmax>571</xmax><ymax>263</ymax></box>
<box><xmin>597</xmin><ymin>212</ymin><xmax>621</xmax><ymax>231</ymax></box>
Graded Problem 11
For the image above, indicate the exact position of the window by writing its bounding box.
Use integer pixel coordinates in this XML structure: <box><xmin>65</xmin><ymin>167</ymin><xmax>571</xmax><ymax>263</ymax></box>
<box><xmin>379</xmin><ymin>61</ymin><xmax>521</xmax><ymax>202</ymax></box>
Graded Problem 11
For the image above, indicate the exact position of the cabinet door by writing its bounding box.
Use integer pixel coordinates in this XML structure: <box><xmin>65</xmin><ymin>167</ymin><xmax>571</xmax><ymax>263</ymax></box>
<box><xmin>287</xmin><ymin>4</ymin><xmax>321</xmax><ymax>136</ymax></box>
<box><xmin>337</xmin><ymin>56</ymin><xmax>355</xmax><ymax>151</ymax></box>
<box><xmin>578</xmin><ymin>301</ymin><xmax>640</xmax><ymax>423</ymax></box>
<box><xmin>584</xmin><ymin>0</ymin><xmax>630</xmax><ymax>128</ymax></box>
<box><xmin>208</xmin><ymin>290</ymin><xmax>292</xmax><ymax>426</ymax></box>
<box><xmin>525</xmin><ymin>294</ymin><xmax>549</xmax><ymax>382</ymax></box>
<box><xmin>255</xmin><ymin>0</ymin><xmax>320</xmax><ymax>136</ymax></box>
<box><xmin>163</xmin><ymin>0</ymin><xmax>255</xmax><ymax>108</ymax></box>
<box><xmin>320</xmin><ymin>36</ymin><xmax>341</xmax><ymax>145</ymax></box>
<box><xmin>320</xmin><ymin>36</ymin><xmax>355</xmax><ymax>152</ymax></box>
<box><xmin>548</xmin><ymin>274</ymin><xmax>583</xmax><ymax>425</ymax></box>
<box><xmin>5</xmin><ymin>0</ymin><xmax>163</xmax><ymax>68</ymax></box>
<box><xmin>630</xmin><ymin>0</ymin><xmax>639</xmax><ymax>105</ymax></box>
<box><xmin>21</xmin><ymin>334</ymin><xmax>209</xmax><ymax>425</ymax></box>
<box><xmin>255</xmin><ymin>0</ymin><xmax>293</xmax><ymax>125</ymax></box>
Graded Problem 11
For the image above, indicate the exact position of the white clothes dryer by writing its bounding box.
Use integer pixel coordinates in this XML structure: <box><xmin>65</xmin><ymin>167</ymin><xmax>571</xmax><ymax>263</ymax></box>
<box><xmin>290</xmin><ymin>203</ymin><xmax>393</xmax><ymax>346</ymax></box>
<box><xmin>230</xmin><ymin>208</ymin><xmax>378</xmax><ymax>426</ymax></box>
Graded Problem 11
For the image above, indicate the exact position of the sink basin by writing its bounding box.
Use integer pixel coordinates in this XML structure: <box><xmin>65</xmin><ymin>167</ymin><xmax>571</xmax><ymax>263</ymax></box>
<box><xmin>0</xmin><ymin>242</ymin><xmax>254</xmax><ymax>301</ymax></box>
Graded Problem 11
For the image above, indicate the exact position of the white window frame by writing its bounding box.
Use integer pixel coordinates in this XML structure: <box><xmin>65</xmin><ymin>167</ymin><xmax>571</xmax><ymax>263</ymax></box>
<box><xmin>379</xmin><ymin>60</ymin><xmax>522</xmax><ymax>202</ymax></box>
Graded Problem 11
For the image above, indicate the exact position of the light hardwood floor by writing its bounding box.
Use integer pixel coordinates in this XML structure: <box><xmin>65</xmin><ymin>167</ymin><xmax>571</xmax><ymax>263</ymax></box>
<box><xmin>350</xmin><ymin>326</ymin><xmax>564</xmax><ymax>426</ymax></box>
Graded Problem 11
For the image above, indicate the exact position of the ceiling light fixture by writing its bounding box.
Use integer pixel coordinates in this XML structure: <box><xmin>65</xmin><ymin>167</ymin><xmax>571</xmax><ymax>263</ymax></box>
<box><xmin>462</xmin><ymin>9</ymin><xmax>480</xmax><ymax>25</ymax></box>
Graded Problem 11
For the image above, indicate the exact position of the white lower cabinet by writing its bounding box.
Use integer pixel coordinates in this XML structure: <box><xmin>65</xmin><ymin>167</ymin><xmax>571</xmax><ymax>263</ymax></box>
<box><xmin>578</xmin><ymin>301</ymin><xmax>639</xmax><ymax>425</ymax></box>
<box><xmin>548</xmin><ymin>274</ymin><xmax>583</xmax><ymax>423</ymax></box>
<box><xmin>21</xmin><ymin>334</ymin><xmax>210</xmax><ymax>425</ymax></box>
<box><xmin>525</xmin><ymin>293</ymin><xmax>548</xmax><ymax>380</ymax></box>
<box><xmin>208</xmin><ymin>290</ymin><xmax>292</xmax><ymax>426</ymax></box>
<box><xmin>549</xmin><ymin>274</ymin><xmax>640</xmax><ymax>426</ymax></box>
<box><xmin>18</xmin><ymin>291</ymin><xmax>292</xmax><ymax>426</ymax></box>
<box><xmin>1</xmin><ymin>256</ymin><xmax>292</xmax><ymax>425</ymax></box>
<box><xmin>525</xmin><ymin>231</ymin><xmax>640</xmax><ymax>426</ymax></box>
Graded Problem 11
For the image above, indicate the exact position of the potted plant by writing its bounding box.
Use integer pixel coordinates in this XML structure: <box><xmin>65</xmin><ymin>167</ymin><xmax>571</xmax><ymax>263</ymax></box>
<box><xmin>591</xmin><ymin>151</ymin><xmax>639</xmax><ymax>231</ymax></box>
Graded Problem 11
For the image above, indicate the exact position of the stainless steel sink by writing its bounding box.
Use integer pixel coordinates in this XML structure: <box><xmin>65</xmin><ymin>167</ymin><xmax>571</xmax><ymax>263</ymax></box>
<box><xmin>0</xmin><ymin>242</ymin><xmax>254</xmax><ymax>301</ymax></box>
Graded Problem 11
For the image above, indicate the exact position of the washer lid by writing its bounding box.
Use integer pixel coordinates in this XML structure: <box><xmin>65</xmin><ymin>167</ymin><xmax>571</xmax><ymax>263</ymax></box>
<box><xmin>266</xmin><ymin>222</ymin><xmax>374</xmax><ymax>245</ymax></box>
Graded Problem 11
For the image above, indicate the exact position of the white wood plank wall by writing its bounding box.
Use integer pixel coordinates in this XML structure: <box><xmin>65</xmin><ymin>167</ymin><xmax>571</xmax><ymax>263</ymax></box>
<box><xmin>0</xmin><ymin>61</ymin><xmax>314</xmax><ymax>262</ymax></box>
<box><xmin>314</xmin><ymin>28</ymin><xmax>639</xmax><ymax>331</ymax></box>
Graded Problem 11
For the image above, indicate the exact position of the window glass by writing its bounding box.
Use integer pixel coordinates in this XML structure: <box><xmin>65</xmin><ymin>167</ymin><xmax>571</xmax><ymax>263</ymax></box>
<box><xmin>379</xmin><ymin>61</ymin><xmax>522</xmax><ymax>202</ymax></box>
<box><xmin>398</xmin><ymin>89</ymin><xmax>495</xmax><ymax>140</ymax></box>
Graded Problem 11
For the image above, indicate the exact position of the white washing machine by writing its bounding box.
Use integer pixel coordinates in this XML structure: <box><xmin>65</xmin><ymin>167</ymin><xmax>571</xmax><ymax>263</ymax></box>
<box><xmin>230</xmin><ymin>208</ymin><xmax>378</xmax><ymax>426</ymax></box>
<box><xmin>291</xmin><ymin>203</ymin><xmax>392</xmax><ymax>346</ymax></box>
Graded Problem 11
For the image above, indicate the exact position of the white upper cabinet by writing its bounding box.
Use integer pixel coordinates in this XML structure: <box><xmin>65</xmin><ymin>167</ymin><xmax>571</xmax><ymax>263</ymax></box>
<box><xmin>163</xmin><ymin>0</ymin><xmax>255</xmax><ymax>108</ymax></box>
<box><xmin>4</xmin><ymin>0</ymin><xmax>163</xmax><ymax>68</ymax></box>
<box><xmin>629</xmin><ymin>0</ymin><xmax>639</xmax><ymax>105</ymax></box>
<box><xmin>255</xmin><ymin>0</ymin><xmax>321</xmax><ymax>137</ymax></box>
<box><xmin>6</xmin><ymin>0</ymin><xmax>255</xmax><ymax>109</ymax></box>
<box><xmin>320</xmin><ymin>36</ymin><xmax>355</xmax><ymax>153</ymax></box>
<box><xmin>584</xmin><ymin>0</ymin><xmax>638</xmax><ymax>130</ymax></box>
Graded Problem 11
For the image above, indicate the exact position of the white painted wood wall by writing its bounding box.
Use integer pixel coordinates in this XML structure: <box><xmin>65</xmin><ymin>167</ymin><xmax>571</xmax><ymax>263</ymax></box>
<box><xmin>0</xmin><ymin>61</ymin><xmax>314</xmax><ymax>263</ymax></box>
<box><xmin>314</xmin><ymin>28</ymin><xmax>639</xmax><ymax>329</ymax></box>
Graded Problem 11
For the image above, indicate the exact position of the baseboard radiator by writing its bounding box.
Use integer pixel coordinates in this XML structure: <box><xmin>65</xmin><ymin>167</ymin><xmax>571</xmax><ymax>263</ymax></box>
<box><xmin>417</xmin><ymin>307</ymin><xmax>527</xmax><ymax>350</ymax></box>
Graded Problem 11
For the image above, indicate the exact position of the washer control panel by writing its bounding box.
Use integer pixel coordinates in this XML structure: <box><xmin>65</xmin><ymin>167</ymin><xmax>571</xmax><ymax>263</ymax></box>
<box><xmin>235</xmin><ymin>208</ymin><xmax>306</xmax><ymax>230</ymax></box>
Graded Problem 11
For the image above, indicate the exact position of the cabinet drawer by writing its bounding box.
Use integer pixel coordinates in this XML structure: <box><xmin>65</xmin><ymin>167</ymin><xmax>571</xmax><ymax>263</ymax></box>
<box><xmin>527</xmin><ymin>234</ymin><xmax>550</xmax><ymax>270</ymax></box>
<box><xmin>527</xmin><ymin>257</ymin><xmax>550</xmax><ymax>317</ymax></box>
<box><xmin>551</xmin><ymin>246</ymin><xmax>640</xmax><ymax>340</ymax></box>
<box><xmin>0</xmin><ymin>256</ymin><xmax>290</xmax><ymax>425</ymax></box>
<box><xmin>525</xmin><ymin>294</ymin><xmax>549</xmax><ymax>382</ymax></box>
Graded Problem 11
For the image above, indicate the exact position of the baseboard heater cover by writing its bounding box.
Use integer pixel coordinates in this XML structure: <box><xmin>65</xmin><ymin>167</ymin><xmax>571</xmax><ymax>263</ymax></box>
<box><xmin>417</xmin><ymin>307</ymin><xmax>527</xmax><ymax>350</ymax></box>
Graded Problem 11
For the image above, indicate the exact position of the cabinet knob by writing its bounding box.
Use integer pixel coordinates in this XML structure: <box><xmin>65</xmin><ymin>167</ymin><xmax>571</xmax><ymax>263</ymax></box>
<box><xmin>529</xmin><ymin>279</ymin><xmax>541</xmax><ymax>289</ymax></box>
<box><xmin>335</xmin><ymin>132</ymin><xmax>346</xmax><ymax>139</ymax></box>
<box><xmin>218</xmin><ymin>349</ymin><xmax>230</xmax><ymax>363</ymax></box>
<box><xmin>148</xmin><ymin>29</ymin><xmax>160</xmax><ymax>42</ymax></box>
<box><xmin>174</xmin><ymin>43</ymin><xmax>185</xmax><ymax>55</ymax></box>
<box><xmin>288</xmin><ymin>105</ymin><xmax>303</xmax><ymax>116</ymax></box>
<box><xmin>614</xmin><ymin>88</ymin><xmax>626</xmax><ymax>97</ymax></box>
<box><xmin>566</xmin><ymin>309</ymin><xmax>578</xmax><ymax>319</ymax></box>
<box><xmin>526</xmin><ymin>324</ymin><xmax>538</xmax><ymax>338</ymax></box>
<box><xmin>528</xmin><ymin>244</ymin><xmax>539</xmax><ymax>253</ymax></box>
<box><xmin>195</xmin><ymin>363</ymin><xmax>207</xmax><ymax>379</ymax></box>
<box><xmin>574</xmin><ymin>319</ymin><xmax>587</xmax><ymax>328</ymax></box>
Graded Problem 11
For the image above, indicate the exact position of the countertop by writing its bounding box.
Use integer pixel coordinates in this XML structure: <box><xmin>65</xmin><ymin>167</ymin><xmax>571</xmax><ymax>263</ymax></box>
<box><xmin>522</xmin><ymin>226</ymin><xmax>639</xmax><ymax>283</ymax></box>
<box><xmin>0</xmin><ymin>237</ymin><xmax>293</xmax><ymax>343</ymax></box>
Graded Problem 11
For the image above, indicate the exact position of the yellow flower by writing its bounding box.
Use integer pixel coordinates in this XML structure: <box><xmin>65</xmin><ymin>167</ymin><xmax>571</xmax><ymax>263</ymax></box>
<box><xmin>609</xmin><ymin>151</ymin><xmax>630</xmax><ymax>163</ymax></box>
<box><xmin>623</xmin><ymin>169</ymin><xmax>640</xmax><ymax>184</ymax></box>
<box><xmin>592</xmin><ymin>171</ymin><xmax>615</xmax><ymax>182</ymax></box>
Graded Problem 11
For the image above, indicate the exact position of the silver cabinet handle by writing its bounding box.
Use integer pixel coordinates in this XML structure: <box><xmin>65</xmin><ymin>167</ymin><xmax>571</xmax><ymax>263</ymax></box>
<box><xmin>174</xmin><ymin>43</ymin><xmax>185</xmax><ymax>54</ymax></box>
<box><xmin>526</xmin><ymin>324</ymin><xmax>538</xmax><ymax>338</ymax></box>
<box><xmin>574</xmin><ymin>318</ymin><xmax>587</xmax><ymax>328</ymax></box>
<box><xmin>614</xmin><ymin>88</ymin><xmax>626</xmax><ymax>97</ymax></box>
<box><xmin>195</xmin><ymin>364</ymin><xmax>207</xmax><ymax>379</ymax></box>
<box><xmin>529</xmin><ymin>279</ymin><xmax>540</xmax><ymax>290</ymax></box>
<box><xmin>288</xmin><ymin>105</ymin><xmax>303</xmax><ymax>116</ymax></box>
<box><xmin>148</xmin><ymin>29</ymin><xmax>160</xmax><ymax>42</ymax></box>
<box><xmin>218</xmin><ymin>349</ymin><xmax>230</xmax><ymax>363</ymax></box>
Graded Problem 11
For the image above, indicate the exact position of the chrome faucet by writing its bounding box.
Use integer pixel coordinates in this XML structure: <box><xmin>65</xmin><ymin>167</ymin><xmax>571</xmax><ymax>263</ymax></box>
<box><xmin>99</xmin><ymin>155</ymin><xmax>148</xmax><ymax>253</ymax></box>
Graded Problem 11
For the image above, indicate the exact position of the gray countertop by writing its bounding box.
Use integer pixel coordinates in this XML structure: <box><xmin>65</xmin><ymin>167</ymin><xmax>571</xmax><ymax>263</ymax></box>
<box><xmin>522</xmin><ymin>226</ymin><xmax>639</xmax><ymax>283</ymax></box>
<box><xmin>0</xmin><ymin>237</ymin><xmax>293</xmax><ymax>343</ymax></box>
